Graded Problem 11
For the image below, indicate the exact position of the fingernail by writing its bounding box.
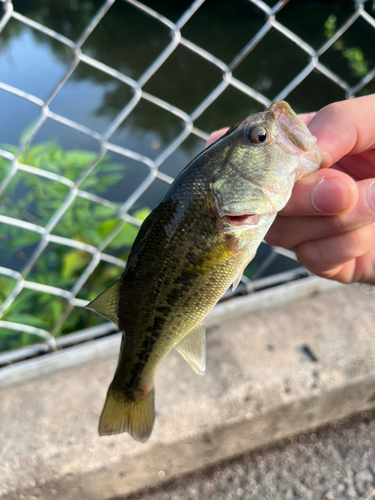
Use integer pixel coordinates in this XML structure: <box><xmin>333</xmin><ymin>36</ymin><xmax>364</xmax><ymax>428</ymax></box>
<box><xmin>369</xmin><ymin>181</ymin><xmax>375</xmax><ymax>211</ymax></box>
<box><xmin>312</xmin><ymin>178</ymin><xmax>349</xmax><ymax>215</ymax></box>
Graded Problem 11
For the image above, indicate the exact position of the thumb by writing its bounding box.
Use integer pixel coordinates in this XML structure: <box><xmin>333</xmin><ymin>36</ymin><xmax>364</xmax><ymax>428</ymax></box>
<box><xmin>279</xmin><ymin>168</ymin><xmax>358</xmax><ymax>217</ymax></box>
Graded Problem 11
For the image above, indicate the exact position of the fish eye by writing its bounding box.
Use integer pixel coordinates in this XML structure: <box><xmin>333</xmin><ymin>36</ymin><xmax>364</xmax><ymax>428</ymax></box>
<box><xmin>246</xmin><ymin>125</ymin><xmax>269</xmax><ymax>146</ymax></box>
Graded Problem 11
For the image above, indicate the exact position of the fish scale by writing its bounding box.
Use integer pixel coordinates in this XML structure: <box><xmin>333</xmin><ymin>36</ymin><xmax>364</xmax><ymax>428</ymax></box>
<box><xmin>87</xmin><ymin>101</ymin><xmax>322</xmax><ymax>442</ymax></box>
<box><xmin>114</xmin><ymin>164</ymin><xmax>240</xmax><ymax>380</ymax></box>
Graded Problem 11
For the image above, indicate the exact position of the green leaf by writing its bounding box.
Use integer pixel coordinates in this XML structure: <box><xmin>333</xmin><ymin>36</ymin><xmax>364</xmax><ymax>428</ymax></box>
<box><xmin>7</xmin><ymin>231</ymin><xmax>40</xmax><ymax>250</ymax></box>
<box><xmin>109</xmin><ymin>224</ymin><xmax>139</xmax><ymax>249</ymax></box>
<box><xmin>65</xmin><ymin>150</ymin><xmax>97</xmax><ymax>165</ymax></box>
<box><xmin>62</xmin><ymin>249</ymin><xmax>90</xmax><ymax>279</ymax></box>
<box><xmin>97</xmin><ymin>219</ymin><xmax>119</xmax><ymax>238</ymax></box>
<box><xmin>81</xmin><ymin>229</ymin><xmax>102</xmax><ymax>246</ymax></box>
<box><xmin>96</xmin><ymin>173</ymin><xmax>123</xmax><ymax>187</ymax></box>
<box><xmin>48</xmin><ymin>300</ymin><xmax>64</xmax><ymax>325</ymax></box>
<box><xmin>133</xmin><ymin>207</ymin><xmax>151</xmax><ymax>222</ymax></box>
<box><xmin>19</xmin><ymin>122</ymin><xmax>38</xmax><ymax>146</ymax></box>
<box><xmin>0</xmin><ymin>277</ymin><xmax>16</xmax><ymax>304</ymax></box>
<box><xmin>5</xmin><ymin>313</ymin><xmax>48</xmax><ymax>329</ymax></box>
<box><xmin>93</xmin><ymin>204</ymin><xmax>117</xmax><ymax>219</ymax></box>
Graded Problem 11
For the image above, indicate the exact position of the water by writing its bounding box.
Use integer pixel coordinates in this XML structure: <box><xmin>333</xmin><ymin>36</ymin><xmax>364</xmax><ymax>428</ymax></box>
<box><xmin>1</xmin><ymin>1</ymin><xmax>373</xmax><ymax>181</ymax></box>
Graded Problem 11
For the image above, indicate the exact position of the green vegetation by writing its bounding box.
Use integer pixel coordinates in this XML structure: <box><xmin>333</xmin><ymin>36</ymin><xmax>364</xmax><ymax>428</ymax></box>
<box><xmin>324</xmin><ymin>14</ymin><xmax>375</xmax><ymax>95</ymax></box>
<box><xmin>0</xmin><ymin>143</ymin><xmax>150</xmax><ymax>351</ymax></box>
<box><xmin>2</xmin><ymin>2</ymin><xmax>375</xmax><ymax>353</ymax></box>
<box><xmin>324</xmin><ymin>15</ymin><xmax>369</xmax><ymax>78</ymax></box>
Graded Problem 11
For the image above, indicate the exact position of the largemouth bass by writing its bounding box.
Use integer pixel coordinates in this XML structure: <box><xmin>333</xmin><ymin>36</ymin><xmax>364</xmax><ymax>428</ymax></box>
<box><xmin>87</xmin><ymin>101</ymin><xmax>321</xmax><ymax>442</ymax></box>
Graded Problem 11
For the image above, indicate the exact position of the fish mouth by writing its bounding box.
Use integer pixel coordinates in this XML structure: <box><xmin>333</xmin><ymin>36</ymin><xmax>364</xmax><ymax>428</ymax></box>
<box><xmin>268</xmin><ymin>101</ymin><xmax>322</xmax><ymax>175</ymax></box>
<box><xmin>269</xmin><ymin>101</ymin><xmax>315</xmax><ymax>153</ymax></box>
<box><xmin>223</xmin><ymin>213</ymin><xmax>260</xmax><ymax>227</ymax></box>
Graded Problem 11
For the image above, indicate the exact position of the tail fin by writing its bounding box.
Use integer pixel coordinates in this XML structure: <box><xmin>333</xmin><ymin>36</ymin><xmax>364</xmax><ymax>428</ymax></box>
<box><xmin>99</xmin><ymin>385</ymin><xmax>155</xmax><ymax>442</ymax></box>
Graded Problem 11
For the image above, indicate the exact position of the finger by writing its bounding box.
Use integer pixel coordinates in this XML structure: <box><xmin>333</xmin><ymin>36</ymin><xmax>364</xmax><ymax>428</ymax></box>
<box><xmin>294</xmin><ymin>223</ymin><xmax>375</xmax><ymax>278</ymax></box>
<box><xmin>330</xmin><ymin>150</ymin><xmax>375</xmax><ymax>181</ymax></box>
<box><xmin>267</xmin><ymin>179</ymin><xmax>375</xmax><ymax>248</ymax></box>
<box><xmin>319</xmin><ymin>247</ymin><xmax>375</xmax><ymax>285</ymax></box>
<box><xmin>298</xmin><ymin>112</ymin><xmax>316</xmax><ymax>126</ymax></box>
<box><xmin>205</xmin><ymin>128</ymin><xmax>228</xmax><ymax>148</ymax></box>
<box><xmin>308</xmin><ymin>95</ymin><xmax>375</xmax><ymax>168</ymax></box>
<box><xmin>279</xmin><ymin>168</ymin><xmax>359</xmax><ymax>217</ymax></box>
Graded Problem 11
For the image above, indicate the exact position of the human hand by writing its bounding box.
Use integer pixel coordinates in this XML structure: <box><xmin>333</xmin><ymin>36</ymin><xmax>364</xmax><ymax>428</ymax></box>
<box><xmin>206</xmin><ymin>95</ymin><xmax>375</xmax><ymax>285</ymax></box>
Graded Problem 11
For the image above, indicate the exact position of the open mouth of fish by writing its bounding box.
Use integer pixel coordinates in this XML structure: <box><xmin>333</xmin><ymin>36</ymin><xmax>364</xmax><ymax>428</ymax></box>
<box><xmin>223</xmin><ymin>213</ymin><xmax>260</xmax><ymax>227</ymax></box>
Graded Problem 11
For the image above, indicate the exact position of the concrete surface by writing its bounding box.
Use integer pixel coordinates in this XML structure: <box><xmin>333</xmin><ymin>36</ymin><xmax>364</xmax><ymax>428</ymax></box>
<box><xmin>1</xmin><ymin>282</ymin><xmax>375</xmax><ymax>499</ymax></box>
<box><xmin>123</xmin><ymin>411</ymin><xmax>375</xmax><ymax>500</ymax></box>
<box><xmin>0</xmin><ymin>275</ymin><xmax>338</xmax><ymax>389</ymax></box>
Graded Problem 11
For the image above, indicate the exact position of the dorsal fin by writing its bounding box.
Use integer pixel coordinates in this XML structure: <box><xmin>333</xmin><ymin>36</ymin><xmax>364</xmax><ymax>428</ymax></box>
<box><xmin>86</xmin><ymin>280</ymin><xmax>120</xmax><ymax>327</ymax></box>
<box><xmin>175</xmin><ymin>323</ymin><xmax>206</xmax><ymax>375</ymax></box>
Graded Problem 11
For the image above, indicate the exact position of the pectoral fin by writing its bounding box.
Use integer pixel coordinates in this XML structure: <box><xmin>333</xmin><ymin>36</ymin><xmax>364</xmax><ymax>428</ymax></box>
<box><xmin>175</xmin><ymin>323</ymin><xmax>206</xmax><ymax>375</ymax></box>
<box><xmin>231</xmin><ymin>255</ymin><xmax>254</xmax><ymax>292</ymax></box>
<box><xmin>86</xmin><ymin>280</ymin><xmax>120</xmax><ymax>327</ymax></box>
<box><xmin>232</xmin><ymin>266</ymin><xmax>245</xmax><ymax>292</ymax></box>
<box><xmin>188</xmin><ymin>238</ymin><xmax>238</xmax><ymax>277</ymax></box>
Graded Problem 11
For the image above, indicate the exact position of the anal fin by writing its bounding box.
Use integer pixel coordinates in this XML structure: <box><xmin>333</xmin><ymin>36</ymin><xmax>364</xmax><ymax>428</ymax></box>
<box><xmin>175</xmin><ymin>323</ymin><xmax>206</xmax><ymax>375</ymax></box>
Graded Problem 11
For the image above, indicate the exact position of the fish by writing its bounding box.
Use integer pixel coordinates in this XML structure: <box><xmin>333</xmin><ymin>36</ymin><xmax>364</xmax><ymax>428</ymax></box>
<box><xmin>87</xmin><ymin>101</ymin><xmax>322</xmax><ymax>442</ymax></box>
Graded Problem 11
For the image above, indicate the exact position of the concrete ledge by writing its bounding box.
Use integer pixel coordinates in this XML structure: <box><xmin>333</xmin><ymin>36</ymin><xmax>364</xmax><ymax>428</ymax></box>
<box><xmin>1</xmin><ymin>281</ymin><xmax>375</xmax><ymax>499</ymax></box>
<box><xmin>0</xmin><ymin>276</ymin><xmax>340</xmax><ymax>389</ymax></box>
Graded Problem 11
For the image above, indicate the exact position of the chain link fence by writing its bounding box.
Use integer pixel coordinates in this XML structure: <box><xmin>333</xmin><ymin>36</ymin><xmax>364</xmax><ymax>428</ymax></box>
<box><xmin>0</xmin><ymin>0</ymin><xmax>374</xmax><ymax>365</ymax></box>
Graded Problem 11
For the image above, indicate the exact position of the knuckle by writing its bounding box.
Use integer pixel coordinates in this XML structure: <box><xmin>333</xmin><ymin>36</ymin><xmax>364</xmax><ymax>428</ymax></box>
<box><xmin>266</xmin><ymin>220</ymin><xmax>289</xmax><ymax>247</ymax></box>
<box><xmin>294</xmin><ymin>241</ymin><xmax>326</xmax><ymax>273</ymax></box>
<box><xmin>320</xmin><ymin>101</ymin><xmax>348</xmax><ymax>122</ymax></box>
<box><xmin>342</xmin><ymin>226</ymin><xmax>372</xmax><ymax>256</ymax></box>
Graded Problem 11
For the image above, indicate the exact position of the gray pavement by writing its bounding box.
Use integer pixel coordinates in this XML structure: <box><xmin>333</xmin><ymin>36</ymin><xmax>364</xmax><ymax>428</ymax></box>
<box><xmin>124</xmin><ymin>411</ymin><xmax>375</xmax><ymax>500</ymax></box>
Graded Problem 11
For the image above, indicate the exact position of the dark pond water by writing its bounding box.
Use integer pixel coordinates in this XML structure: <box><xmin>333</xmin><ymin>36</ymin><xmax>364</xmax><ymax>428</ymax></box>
<box><xmin>0</xmin><ymin>0</ymin><xmax>375</xmax><ymax>348</ymax></box>
<box><xmin>1</xmin><ymin>0</ymin><xmax>374</xmax><ymax>191</ymax></box>
<box><xmin>1</xmin><ymin>0</ymin><xmax>374</xmax><ymax>220</ymax></box>
<box><xmin>1</xmin><ymin>0</ymin><xmax>374</xmax><ymax>186</ymax></box>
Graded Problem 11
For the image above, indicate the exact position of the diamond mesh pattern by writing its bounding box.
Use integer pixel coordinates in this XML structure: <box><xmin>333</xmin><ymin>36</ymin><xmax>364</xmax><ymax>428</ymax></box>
<box><xmin>0</xmin><ymin>0</ymin><xmax>374</xmax><ymax>361</ymax></box>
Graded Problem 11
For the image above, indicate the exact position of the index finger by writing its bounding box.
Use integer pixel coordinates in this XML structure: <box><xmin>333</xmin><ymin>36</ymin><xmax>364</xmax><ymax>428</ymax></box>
<box><xmin>299</xmin><ymin>112</ymin><xmax>316</xmax><ymax>126</ymax></box>
<box><xmin>205</xmin><ymin>128</ymin><xmax>228</xmax><ymax>148</ymax></box>
<box><xmin>308</xmin><ymin>94</ymin><xmax>375</xmax><ymax>168</ymax></box>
